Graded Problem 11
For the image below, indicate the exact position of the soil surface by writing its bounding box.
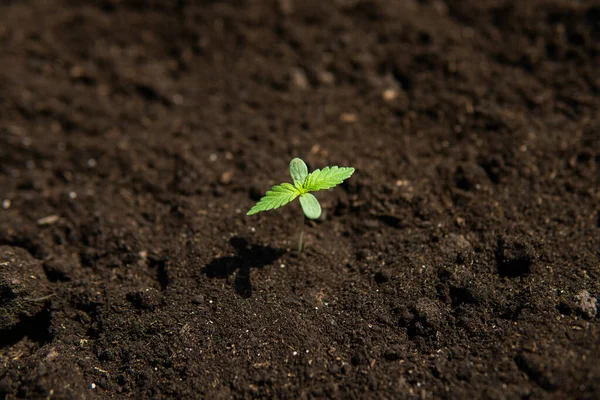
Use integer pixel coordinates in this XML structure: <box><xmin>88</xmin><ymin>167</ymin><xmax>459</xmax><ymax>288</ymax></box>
<box><xmin>1</xmin><ymin>0</ymin><xmax>599</xmax><ymax>399</ymax></box>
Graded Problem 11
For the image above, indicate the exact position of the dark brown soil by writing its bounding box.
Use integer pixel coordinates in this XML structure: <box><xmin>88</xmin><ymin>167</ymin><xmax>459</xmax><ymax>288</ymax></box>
<box><xmin>1</xmin><ymin>0</ymin><xmax>599</xmax><ymax>398</ymax></box>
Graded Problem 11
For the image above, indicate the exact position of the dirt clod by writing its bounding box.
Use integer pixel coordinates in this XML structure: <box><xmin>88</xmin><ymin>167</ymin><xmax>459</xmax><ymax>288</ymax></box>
<box><xmin>496</xmin><ymin>235</ymin><xmax>536</xmax><ymax>277</ymax></box>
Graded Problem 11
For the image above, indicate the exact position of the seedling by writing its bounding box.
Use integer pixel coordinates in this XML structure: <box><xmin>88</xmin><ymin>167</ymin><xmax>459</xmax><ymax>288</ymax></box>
<box><xmin>247</xmin><ymin>158</ymin><xmax>355</xmax><ymax>251</ymax></box>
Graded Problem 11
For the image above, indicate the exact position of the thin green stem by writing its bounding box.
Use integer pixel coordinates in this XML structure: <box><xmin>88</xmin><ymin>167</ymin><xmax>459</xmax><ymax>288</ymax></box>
<box><xmin>297</xmin><ymin>213</ymin><xmax>305</xmax><ymax>252</ymax></box>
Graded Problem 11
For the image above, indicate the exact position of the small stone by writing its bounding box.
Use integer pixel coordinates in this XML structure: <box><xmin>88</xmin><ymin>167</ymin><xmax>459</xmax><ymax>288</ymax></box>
<box><xmin>291</xmin><ymin>68</ymin><xmax>309</xmax><ymax>90</ymax></box>
<box><xmin>69</xmin><ymin>65</ymin><xmax>85</xmax><ymax>78</ymax></box>
<box><xmin>37</xmin><ymin>363</ymin><xmax>47</xmax><ymax>376</ymax></box>
<box><xmin>37</xmin><ymin>215</ymin><xmax>60</xmax><ymax>226</ymax></box>
<box><xmin>362</xmin><ymin>219</ymin><xmax>380</xmax><ymax>229</ymax></box>
<box><xmin>1</xmin><ymin>199</ymin><xmax>11</xmax><ymax>209</ymax></box>
<box><xmin>191</xmin><ymin>295</ymin><xmax>204</xmax><ymax>305</ymax></box>
<box><xmin>340</xmin><ymin>113</ymin><xmax>357</xmax><ymax>123</ymax></box>
<box><xmin>340</xmin><ymin>362</ymin><xmax>351</xmax><ymax>374</ymax></box>
<box><xmin>220</xmin><ymin>171</ymin><xmax>233</xmax><ymax>185</ymax></box>
<box><xmin>382</xmin><ymin>89</ymin><xmax>398</xmax><ymax>101</ymax></box>
<box><xmin>318</xmin><ymin>70</ymin><xmax>335</xmax><ymax>85</ymax></box>
<box><xmin>574</xmin><ymin>290</ymin><xmax>597</xmax><ymax>319</ymax></box>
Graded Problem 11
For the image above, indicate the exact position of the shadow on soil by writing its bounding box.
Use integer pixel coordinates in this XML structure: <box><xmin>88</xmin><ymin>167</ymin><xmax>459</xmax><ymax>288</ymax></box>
<box><xmin>0</xmin><ymin>308</ymin><xmax>54</xmax><ymax>349</ymax></box>
<box><xmin>203</xmin><ymin>237</ymin><xmax>285</xmax><ymax>298</ymax></box>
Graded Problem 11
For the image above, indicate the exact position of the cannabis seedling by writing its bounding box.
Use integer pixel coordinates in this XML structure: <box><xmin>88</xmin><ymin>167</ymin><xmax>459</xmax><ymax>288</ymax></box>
<box><xmin>247</xmin><ymin>158</ymin><xmax>355</xmax><ymax>251</ymax></box>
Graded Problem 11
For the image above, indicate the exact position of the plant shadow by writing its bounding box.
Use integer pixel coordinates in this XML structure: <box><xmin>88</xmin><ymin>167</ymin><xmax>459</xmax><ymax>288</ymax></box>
<box><xmin>203</xmin><ymin>237</ymin><xmax>285</xmax><ymax>298</ymax></box>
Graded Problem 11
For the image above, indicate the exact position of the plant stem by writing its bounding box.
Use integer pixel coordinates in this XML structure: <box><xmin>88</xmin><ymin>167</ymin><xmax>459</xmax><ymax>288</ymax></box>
<box><xmin>297</xmin><ymin>213</ymin><xmax>305</xmax><ymax>252</ymax></box>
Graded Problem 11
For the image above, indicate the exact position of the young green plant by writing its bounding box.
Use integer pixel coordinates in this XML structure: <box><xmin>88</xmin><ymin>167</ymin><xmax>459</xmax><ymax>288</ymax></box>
<box><xmin>247</xmin><ymin>158</ymin><xmax>355</xmax><ymax>251</ymax></box>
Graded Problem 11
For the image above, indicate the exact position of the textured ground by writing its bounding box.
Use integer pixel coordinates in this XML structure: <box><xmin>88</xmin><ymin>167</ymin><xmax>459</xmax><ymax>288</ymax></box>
<box><xmin>1</xmin><ymin>0</ymin><xmax>599</xmax><ymax>398</ymax></box>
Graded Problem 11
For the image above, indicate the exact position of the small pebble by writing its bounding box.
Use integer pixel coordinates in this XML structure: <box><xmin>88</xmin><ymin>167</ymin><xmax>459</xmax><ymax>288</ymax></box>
<box><xmin>382</xmin><ymin>89</ymin><xmax>398</xmax><ymax>101</ymax></box>
<box><xmin>340</xmin><ymin>113</ymin><xmax>357</xmax><ymax>123</ymax></box>
<box><xmin>318</xmin><ymin>70</ymin><xmax>335</xmax><ymax>85</ymax></box>
<box><xmin>220</xmin><ymin>171</ymin><xmax>233</xmax><ymax>184</ymax></box>
<box><xmin>1</xmin><ymin>199</ymin><xmax>11</xmax><ymax>209</ymax></box>
<box><xmin>70</xmin><ymin>65</ymin><xmax>85</xmax><ymax>78</ymax></box>
<box><xmin>37</xmin><ymin>215</ymin><xmax>59</xmax><ymax>226</ymax></box>
<box><xmin>291</xmin><ymin>68</ymin><xmax>309</xmax><ymax>90</ymax></box>
<box><xmin>575</xmin><ymin>290</ymin><xmax>597</xmax><ymax>319</ymax></box>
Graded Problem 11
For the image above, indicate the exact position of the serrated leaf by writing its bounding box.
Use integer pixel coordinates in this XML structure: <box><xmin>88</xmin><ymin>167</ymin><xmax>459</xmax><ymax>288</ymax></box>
<box><xmin>289</xmin><ymin>158</ymin><xmax>308</xmax><ymax>184</ymax></box>
<box><xmin>299</xmin><ymin>193</ymin><xmax>321</xmax><ymax>219</ymax></box>
<box><xmin>247</xmin><ymin>182</ymin><xmax>300</xmax><ymax>215</ymax></box>
<box><xmin>303</xmin><ymin>166</ymin><xmax>355</xmax><ymax>192</ymax></box>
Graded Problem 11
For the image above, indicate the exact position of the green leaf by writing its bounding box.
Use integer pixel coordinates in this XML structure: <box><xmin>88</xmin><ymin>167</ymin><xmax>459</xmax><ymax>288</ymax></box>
<box><xmin>299</xmin><ymin>193</ymin><xmax>321</xmax><ymax>219</ymax></box>
<box><xmin>247</xmin><ymin>183</ymin><xmax>300</xmax><ymax>215</ymax></box>
<box><xmin>289</xmin><ymin>158</ymin><xmax>308</xmax><ymax>184</ymax></box>
<box><xmin>303</xmin><ymin>166</ymin><xmax>355</xmax><ymax>192</ymax></box>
